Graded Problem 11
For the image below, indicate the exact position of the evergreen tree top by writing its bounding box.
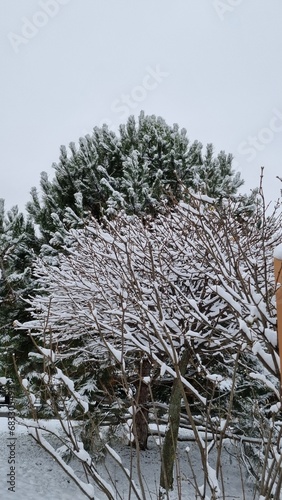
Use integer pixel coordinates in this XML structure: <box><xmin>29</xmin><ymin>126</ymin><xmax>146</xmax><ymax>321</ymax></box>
<box><xmin>26</xmin><ymin>112</ymin><xmax>244</xmax><ymax>239</ymax></box>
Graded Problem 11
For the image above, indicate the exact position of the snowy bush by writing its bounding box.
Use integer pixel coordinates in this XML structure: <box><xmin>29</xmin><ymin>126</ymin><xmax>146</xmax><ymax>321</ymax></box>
<box><xmin>18</xmin><ymin>187</ymin><xmax>282</xmax><ymax>499</ymax></box>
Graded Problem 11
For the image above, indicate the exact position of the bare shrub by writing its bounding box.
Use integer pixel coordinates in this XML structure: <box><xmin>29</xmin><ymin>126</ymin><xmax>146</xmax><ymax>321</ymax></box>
<box><xmin>18</xmin><ymin>184</ymin><xmax>282</xmax><ymax>498</ymax></box>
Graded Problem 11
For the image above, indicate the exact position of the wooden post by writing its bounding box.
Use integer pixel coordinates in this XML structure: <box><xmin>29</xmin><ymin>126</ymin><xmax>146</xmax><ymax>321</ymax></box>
<box><xmin>274</xmin><ymin>247</ymin><xmax>282</xmax><ymax>387</ymax></box>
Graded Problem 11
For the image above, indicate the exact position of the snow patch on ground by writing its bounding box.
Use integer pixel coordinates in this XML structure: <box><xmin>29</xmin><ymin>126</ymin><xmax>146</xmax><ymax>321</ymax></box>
<box><xmin>0</xmin><ymin>416</ymin><xmax>257</xmax><ymax>499</ymax></box>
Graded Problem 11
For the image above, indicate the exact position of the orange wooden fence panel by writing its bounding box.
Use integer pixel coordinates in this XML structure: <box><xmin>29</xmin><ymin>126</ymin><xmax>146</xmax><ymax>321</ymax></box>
<box><xmin>274</xmin><ymin>248</ymin><xmax>282</xmax><ymax>386</ymax></box>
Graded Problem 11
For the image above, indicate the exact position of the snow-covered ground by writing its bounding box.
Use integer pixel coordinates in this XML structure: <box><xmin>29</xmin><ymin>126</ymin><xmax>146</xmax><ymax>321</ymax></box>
<box><xmin>0</xmin><ymin>411</ymin><xmax>257</xmax><ymax>500</ymax></box>
<box><xmin>0</xmin><ymin>415</ymin><xmax>87</xmax><ymax>500</ymax></box>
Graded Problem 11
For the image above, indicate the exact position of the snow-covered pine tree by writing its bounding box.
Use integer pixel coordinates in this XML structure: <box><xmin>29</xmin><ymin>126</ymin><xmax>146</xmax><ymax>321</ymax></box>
<box><xmin>0</xmin><ymin>200</ymin><xmax>40</xmax><ymax>377</ymax></box>
<box><xmin>27</xmin><ymin>112</ymin><xmax>243</xmax><ymax>237</ymax></box>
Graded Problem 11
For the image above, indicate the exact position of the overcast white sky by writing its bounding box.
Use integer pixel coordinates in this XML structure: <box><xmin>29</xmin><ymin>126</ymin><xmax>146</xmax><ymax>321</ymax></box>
<box><xmin>1</xmin><ymin>0</ymin><xmax>282</xmax><ymax>212</ymax></box>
